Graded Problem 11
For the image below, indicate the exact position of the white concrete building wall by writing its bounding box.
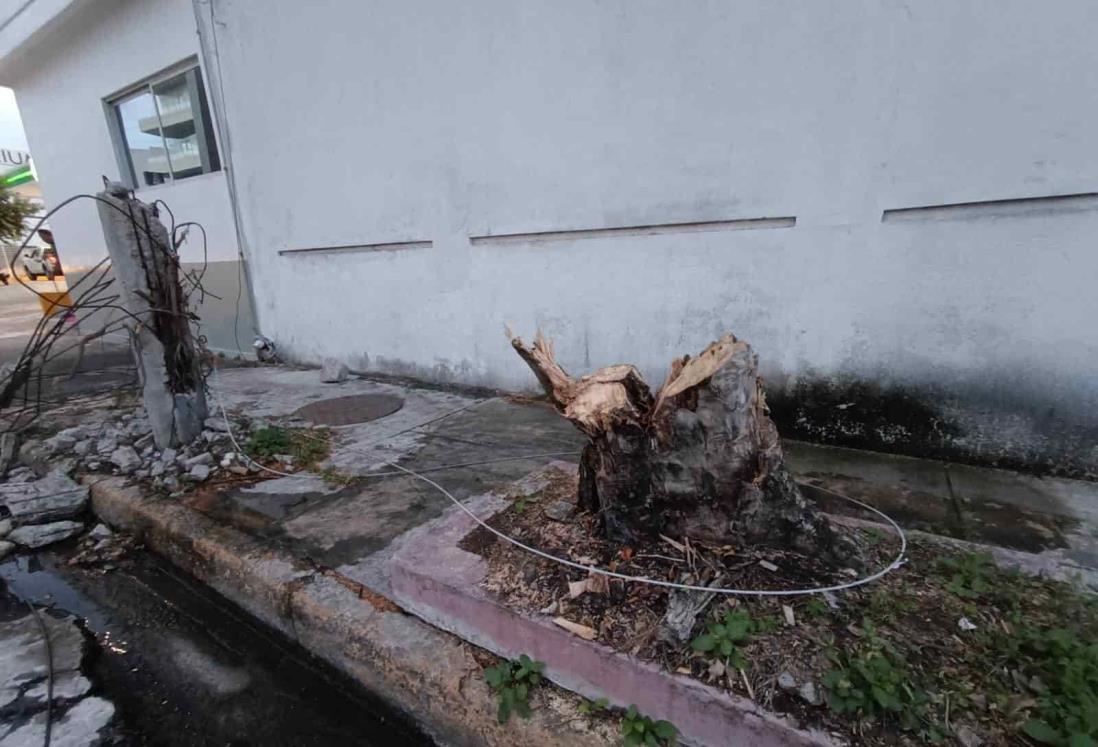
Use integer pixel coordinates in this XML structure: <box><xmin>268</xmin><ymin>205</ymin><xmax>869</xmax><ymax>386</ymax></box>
<box><xmin>0</xmin><ymin>0</ymin><xmax>238</xmax><ymax>269</ymax></box>
<box><xmin>204</xmin><ymin>0</ymin><xmax>1098</xmax><ymax>473</ymax></box>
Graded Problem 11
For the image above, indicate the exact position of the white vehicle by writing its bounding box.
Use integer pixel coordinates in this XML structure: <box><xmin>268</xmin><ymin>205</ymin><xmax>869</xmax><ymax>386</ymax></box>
<box><xmin>21</xmin><ymin>245</ymin><xmax>60</xmax><ymax>280</ymax></box>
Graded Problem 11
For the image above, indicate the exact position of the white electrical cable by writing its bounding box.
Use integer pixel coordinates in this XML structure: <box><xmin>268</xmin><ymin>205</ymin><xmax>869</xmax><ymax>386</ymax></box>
<box><xmin>387</xmin><ymin>462</ymin><xmax>907</xmax><ymax>598</ymax></box>
<box><xmin>210</xmin><ymin>365</ymin><xmax>907</xmax><ymax>597</ymax></box>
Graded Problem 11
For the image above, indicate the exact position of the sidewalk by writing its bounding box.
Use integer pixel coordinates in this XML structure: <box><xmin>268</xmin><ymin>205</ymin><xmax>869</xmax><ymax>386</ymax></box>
<box><xmin>87</xmin><ymin>365</ymin><xmax>1098</xmax><ymax>744</ymax></box>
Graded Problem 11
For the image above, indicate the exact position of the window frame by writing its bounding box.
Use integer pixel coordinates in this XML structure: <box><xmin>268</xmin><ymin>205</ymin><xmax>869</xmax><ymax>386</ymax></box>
<box><xmin>104</xmin><ymin>57</ymin><xmax>221</xmax><ymax>190</ymax></box>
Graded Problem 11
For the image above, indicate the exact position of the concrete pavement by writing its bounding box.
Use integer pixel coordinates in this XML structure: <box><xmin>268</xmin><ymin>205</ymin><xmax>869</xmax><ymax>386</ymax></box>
<box><xmin>55</xmin><ymin>364</ymin><xmax>1096</xmax><ymax>744</ymax></box>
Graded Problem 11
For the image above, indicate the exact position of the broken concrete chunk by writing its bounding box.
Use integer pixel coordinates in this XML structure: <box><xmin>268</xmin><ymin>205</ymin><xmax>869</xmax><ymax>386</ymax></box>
<box><xmin>203</xmin><ymin>417</ymin><xmax>230</xmax><ymax>433</ymax></box>
<box><xmin>0</xmin><ymin>540</ymin><xmax>13</xmax><ymax>560</ymax></box>
<box><xmin>43</xmin><ymin>432</ymin><xmax>78</xmax><ymax>453</ymax></box>
<box><xmin>163</xmin><ymin>476</ymin><xmax>181</xmax><ymax>492</ymax></box>
<box><xmin>1</xmin><ymin>431</ymin><xmax>17</xmax><ymax>475</ymax></box>
<box><xmin>160</xmin><ymin>448</ymin><xmax>178</xmax><ymax>465</ymax></box>
<box><xmin>185</xmin><ymin>452</ymin><xmax>215</xmax><ymax>468</ymax></box>
<box><xmin>320</xmin><ymin>358</ymin><xmax>349</xmax><ymax>383</ymax></box>
<box><xmin>73</xmin><ymin>439</ymin><xmax>94</xmax><ymax>457</ymax></box>
<box><xmin>150</xmin><ymin>462</ymin><xmax>166</xmax><ymax>478</ymax></box>
<box><xmin>110</xmin><ymin>446</ymin><xmax>141</xmax><ymax>474</ymax></box>
<box><xmin>96</xmin><ymin>436</ymin><xmax>119</xmax><ymax>455</ymax></box>
<box><xmin>88</xmin><ymin>523</ymin><xmax>112</xmax><ymax>540</ymax></box>
<box><xmin>0</xmin><ymin>518</ymin><xmax>10</xmax><ymax>538</ymax></box>
<box><xmin>777</xmin><ymin>672</ymin><xmax>797</xmax><ymax>692</ymax></box>
<box><xmin>6</xmin><ymin>466</ymin><xmax>35</xmax><ymax>483</ymax></box>
<box><xmin>3</xmin><ymin>695</ymin><xmax>115</xmax><ymax>746</ymax></box>
<box><xmin>188</xmin><ymin>464</ymin><xmax>212</xmax><ymax>482</ymax></box>
<box><xmin>0</xmin><ymin>469</ymin><xmax>89</xmax><ymax>524</ymax></box>
<box><xmin>8</xmin><ymin>520</ymin><xmax>84</xmax><ymax>549</ymax></box>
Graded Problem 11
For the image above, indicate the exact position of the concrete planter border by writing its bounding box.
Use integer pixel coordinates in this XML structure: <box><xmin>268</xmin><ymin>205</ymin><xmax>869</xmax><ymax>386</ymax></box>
<box><xmin>389</xmin><ymin>492</ymin><xmax>832</xmax><ymax>747</ymax></box>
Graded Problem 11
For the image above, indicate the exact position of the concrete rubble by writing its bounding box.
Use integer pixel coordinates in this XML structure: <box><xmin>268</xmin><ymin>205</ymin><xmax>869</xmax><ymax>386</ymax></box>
<box><xmin>0</xmin><ymin>402</ymin><xmax>251</xmax><ymax>555</ymax></box>
<box><xmin>0</xmin><ymin>612</ymin><xmax>115</xmax><ymax>745</ymax></box>
<box><xmin>0</xmin><ymin>468</ymin><xmax>88</xmax><ymax>524</ymax></box>
<box><xmin>8</xmin><ymin>520</ymin><xmax>85</xmax><ymax>549</ymax></box>
<box><xmin>18</xmin><ymin>405</ymin><xmax>250</xmax><ymax>497</ymax></box>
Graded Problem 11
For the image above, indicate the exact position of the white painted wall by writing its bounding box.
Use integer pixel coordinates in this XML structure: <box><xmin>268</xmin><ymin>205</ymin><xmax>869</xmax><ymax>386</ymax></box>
<box><xmin>211</xmin><ymin>6</ymin><xmax>1097</xmax><ymax>360</ymax></box>
<box><xmin>0</xmin><ymin>0</ymin><xmax>238</xmax><ymax>268</ymax></box>
<box><xmin>219</xmin><ymin>0</ymin><xmax>1098</xmax><ymax>471</ymax></box>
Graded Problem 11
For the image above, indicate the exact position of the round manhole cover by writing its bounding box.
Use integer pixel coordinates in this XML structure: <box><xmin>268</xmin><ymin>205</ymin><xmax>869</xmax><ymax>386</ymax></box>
<box><xmin>292</xmin><ymin>393</ymin><xmax>404</xmax><ymax>426</ymax></box>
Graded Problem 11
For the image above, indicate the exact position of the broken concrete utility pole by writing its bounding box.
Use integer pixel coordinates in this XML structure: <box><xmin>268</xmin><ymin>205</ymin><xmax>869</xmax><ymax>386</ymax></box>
<box><xmin>96</xmin><ymin>184</ymin><xmax>207</xmax><ymax>448</ymax></box>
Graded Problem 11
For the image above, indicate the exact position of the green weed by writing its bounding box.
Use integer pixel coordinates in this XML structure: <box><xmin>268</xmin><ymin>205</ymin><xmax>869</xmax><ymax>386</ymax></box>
<box><xmin>246</xmin><ymin>425</ymin><xmax>331</xmax><ymax>468</ymax></box>
<box><xmin>822</xmin><ymin>619</ymin><xmax>940</xmax><ymax>740</ymax></box>
<box><xmin>484</xmin><ymin>654</ymin><xmax>546</xmax><ymax>724</ymax></box>
<box><xmin>691</xmin><ymin>609</ymin><xmax>754</xmax><ymax>669</ymax></box>
<box><xmin>578</xmin><ymin>696</ymin><xmax>611</xmax><ymax>715</ymax></box>
<box><xmin>936</xmin><ymin>552</ymin><xmax>997</xmax><ymax>599</ymax></box>
<box><xmin>621</xmin><ymin>705</ymin><xmax>677</xmax><ymax>746</ymax></box>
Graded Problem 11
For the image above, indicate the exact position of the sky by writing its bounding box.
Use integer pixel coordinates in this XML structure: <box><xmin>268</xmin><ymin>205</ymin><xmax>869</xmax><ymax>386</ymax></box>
<box><xmin>0</xmin><ymin>86</ymin><xmax>29</xmax><ymax>152</ymax></box>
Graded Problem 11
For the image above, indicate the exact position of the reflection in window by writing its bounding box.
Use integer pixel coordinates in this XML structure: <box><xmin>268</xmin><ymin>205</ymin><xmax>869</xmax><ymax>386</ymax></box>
<box><xmin>111</xmin><ymin>65</ymin><xmax>220</xmax><ymax>188</ymax></box>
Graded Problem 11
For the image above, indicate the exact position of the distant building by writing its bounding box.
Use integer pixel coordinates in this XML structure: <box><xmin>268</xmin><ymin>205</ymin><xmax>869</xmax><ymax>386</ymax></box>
<box><xmin>0</xmin><ymin>0</ymin><xmax>1096</xmax><ymax>477</ymax></box>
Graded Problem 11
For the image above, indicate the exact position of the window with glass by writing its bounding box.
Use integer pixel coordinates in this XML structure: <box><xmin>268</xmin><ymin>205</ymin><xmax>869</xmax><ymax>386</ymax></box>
<box><xmin>109</xmin><ymin>64</ymin><xmax>220</xmax><ymax>189</ymax></box>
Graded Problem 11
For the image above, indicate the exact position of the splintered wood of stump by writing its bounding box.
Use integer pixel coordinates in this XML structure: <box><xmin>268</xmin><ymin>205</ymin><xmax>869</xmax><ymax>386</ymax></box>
<box><xmin>509</xmin><ymin>331</ymin><xmax>859</xmax><ymax>567</ymax></box>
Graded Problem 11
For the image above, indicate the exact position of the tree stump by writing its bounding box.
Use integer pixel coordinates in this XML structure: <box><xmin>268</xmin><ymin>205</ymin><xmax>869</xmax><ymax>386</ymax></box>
<box><xmin>510</xmin><ymin>331</ymin><xmax>859</xmax><ymax>567</ymax></box>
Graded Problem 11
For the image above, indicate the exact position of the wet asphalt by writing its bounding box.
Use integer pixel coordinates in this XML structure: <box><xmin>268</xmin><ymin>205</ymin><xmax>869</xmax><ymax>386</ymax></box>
<box><xmin>0</xmin><ymin>543</ymin><xmax>433</xmax><ymax>746</ymax></box>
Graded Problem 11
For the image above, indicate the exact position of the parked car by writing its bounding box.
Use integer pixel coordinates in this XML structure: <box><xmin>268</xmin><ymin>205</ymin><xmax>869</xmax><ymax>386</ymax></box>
<box><xmin>22</xmin><ymin>246</ymin><xmax>61</xmax><ymax>280</ymax></box>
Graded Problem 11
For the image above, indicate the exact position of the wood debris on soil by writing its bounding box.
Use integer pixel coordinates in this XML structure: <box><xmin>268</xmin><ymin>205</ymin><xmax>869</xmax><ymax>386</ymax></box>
<box><xmin>460</xmin><ymin>466</ymin><xmax>1098</xmax><ymax>746</ymax></box>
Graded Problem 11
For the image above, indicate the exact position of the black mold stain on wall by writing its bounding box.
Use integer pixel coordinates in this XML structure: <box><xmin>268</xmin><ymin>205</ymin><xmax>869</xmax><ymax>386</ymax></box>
<box><xmin>766</xmin><ymin>376</ymin><xmax>1098</xmax><ymax>481</ymax></box>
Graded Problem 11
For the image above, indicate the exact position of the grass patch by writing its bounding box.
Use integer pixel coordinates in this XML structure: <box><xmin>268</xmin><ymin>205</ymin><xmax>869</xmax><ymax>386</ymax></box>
<box><xmin>245</xmin><ymin>425</ymin><xmax>331</xmax><ymax>469</ymax></box>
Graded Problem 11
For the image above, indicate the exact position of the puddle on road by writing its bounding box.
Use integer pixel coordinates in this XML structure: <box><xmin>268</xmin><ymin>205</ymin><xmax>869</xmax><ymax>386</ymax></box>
<box><xmin>0</xmin><ymin>548</ymin><xmax>432</xmax><ymax>746</ymax></box>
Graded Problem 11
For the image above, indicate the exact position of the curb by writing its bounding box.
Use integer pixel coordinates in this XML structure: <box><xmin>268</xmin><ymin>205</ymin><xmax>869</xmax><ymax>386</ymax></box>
<box><xmin>389</xmin><ymin>491</ymin><xmax>832</xmax><ymax>747</ymax></box>
<box><xmin>86</xmin><ymin>476</ymin><xmax>617</xmax><ymax>747</ymax></box>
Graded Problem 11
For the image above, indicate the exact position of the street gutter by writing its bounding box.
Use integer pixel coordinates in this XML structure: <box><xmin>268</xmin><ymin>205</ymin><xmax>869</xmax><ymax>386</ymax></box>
<box><xmin>85</xmin><ymin>475</ymin><xmax>617</xmax><ymax>747</ymax></box>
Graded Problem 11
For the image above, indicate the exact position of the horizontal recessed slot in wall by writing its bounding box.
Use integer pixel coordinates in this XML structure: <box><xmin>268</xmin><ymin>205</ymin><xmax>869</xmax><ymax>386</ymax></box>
<box><xmin>279</xmin><ymin>240</ymin><xmax>432</xmax><ymax>256</ymax></box>
<box><xmin>882</xmin><ymin>192</ymin><xmax>1098</xmax><ymax>223</ymax></box>
<box><xmin>469</xmin><ymin>216</ymin><xmax>796</xmax><ymax>246</ymax></box>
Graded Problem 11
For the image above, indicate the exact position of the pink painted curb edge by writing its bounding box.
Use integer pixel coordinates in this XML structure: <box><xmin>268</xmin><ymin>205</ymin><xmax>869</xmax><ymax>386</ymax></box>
<box><xmin>388</xmin><ymin>488</ymin><xmax>833</xmax><ymax>747</ymax></box>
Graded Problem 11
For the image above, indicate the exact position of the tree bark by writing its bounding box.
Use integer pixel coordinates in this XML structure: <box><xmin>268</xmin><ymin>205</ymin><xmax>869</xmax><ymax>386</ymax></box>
<box><xmin>510</xmin><ymin>331</ymin><xmax>858</xmax><ymax>567</ymax></box>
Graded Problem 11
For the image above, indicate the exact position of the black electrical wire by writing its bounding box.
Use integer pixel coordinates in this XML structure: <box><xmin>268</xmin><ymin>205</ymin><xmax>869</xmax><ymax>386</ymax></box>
<box><xmin>24</xmin><ymin>600</ymin><xmax>54</xmax><ymax>747</ymax></box>
<box><xmin>1</xmin><ymin>189</ymin><xmax>213</xmax><ymax>432</ymax></box>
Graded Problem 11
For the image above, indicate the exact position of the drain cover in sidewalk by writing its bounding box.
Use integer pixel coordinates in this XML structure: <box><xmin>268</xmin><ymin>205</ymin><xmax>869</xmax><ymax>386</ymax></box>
<box><xmin>292</xmin><ymin>393</ymin><xmax>404</xmax><ymax>426</ymax></box>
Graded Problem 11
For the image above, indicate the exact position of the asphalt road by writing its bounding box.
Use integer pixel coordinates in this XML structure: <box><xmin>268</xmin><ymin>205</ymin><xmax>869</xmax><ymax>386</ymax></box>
<box><xmin>0</xmin><ymin>280</ymin><xmax>135</xmax><ymax>403</ymax></box>
<box><xmin>1</xmin><ymin>544</ymin><xmax>432</xmax><ymax>745</ymax></box>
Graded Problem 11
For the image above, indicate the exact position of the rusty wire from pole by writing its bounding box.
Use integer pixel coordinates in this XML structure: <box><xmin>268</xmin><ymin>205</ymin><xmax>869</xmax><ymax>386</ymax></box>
<box><xmin>0</xmin><ymin>190</ymin><xmax>214</xmax><ymax>433</ymax></box>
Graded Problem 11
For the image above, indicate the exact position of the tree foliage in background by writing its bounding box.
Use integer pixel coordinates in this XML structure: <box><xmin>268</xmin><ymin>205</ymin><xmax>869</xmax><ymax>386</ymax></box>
<box><xmin>0</xmin><ymin>186</ymin><xmax>36</xmax><ymax>244</ymax></box>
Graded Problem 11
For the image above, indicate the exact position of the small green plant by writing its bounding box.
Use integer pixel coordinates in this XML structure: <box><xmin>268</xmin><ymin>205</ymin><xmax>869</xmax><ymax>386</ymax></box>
<box><xmin>247</xmin><ymin>426</ymin><xmax>290</xmax><ymax>458</ymax></box>
<box><xmin>578</xmin><ymin>696</ymin><xmax>611</xmax><ymax>715</ymax></box>
<box><xmin>319</xmin><ymin>466</ymin><xmax>357</xmax><ymax>488</ymax></box>
<box><xmin>621</xmin><ymin>705</ymin><xmax>677</xmax><ymax>746</ymax></box>
<box><xmin>822</xmin><ymin>619</ymin><xmax>938</xmax><ymax>738</ymax></box>
<box><xmin>691</xmin><ymin>609</ymin><xmax>754</xmax><ymax>669</ymax></box>
<box><xmin>936</xmin><ymin>552</ymin><xmax>996</xmax><ymax>599</ymax></box>
<box><xmin>804</xmin><ymin>597</ymin><xmax>830</xmax><ymax>618</ymax></box>
<box><xmin>863</xmin><ymin>527</ymin><xmax>889</xmax><ymax>548</ymax></box>
<box><xmin>246</xmin><ymin>425</ymin><xmax>331</xmax><ymax>468</ymax></box>
<box><xmin>867</xmin><ymin>586</ymin><xmax>917</xmax><ymax>623</ymax></box>
<box><xmin>1010</xmin><ymin>626</ymin><xmax>1098</xmax><ymax>745</ymax></box>
<box><xmin>484</xmin><ymin>654</ymin><xmax>546</xmax><ymax>724</ymax></box>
